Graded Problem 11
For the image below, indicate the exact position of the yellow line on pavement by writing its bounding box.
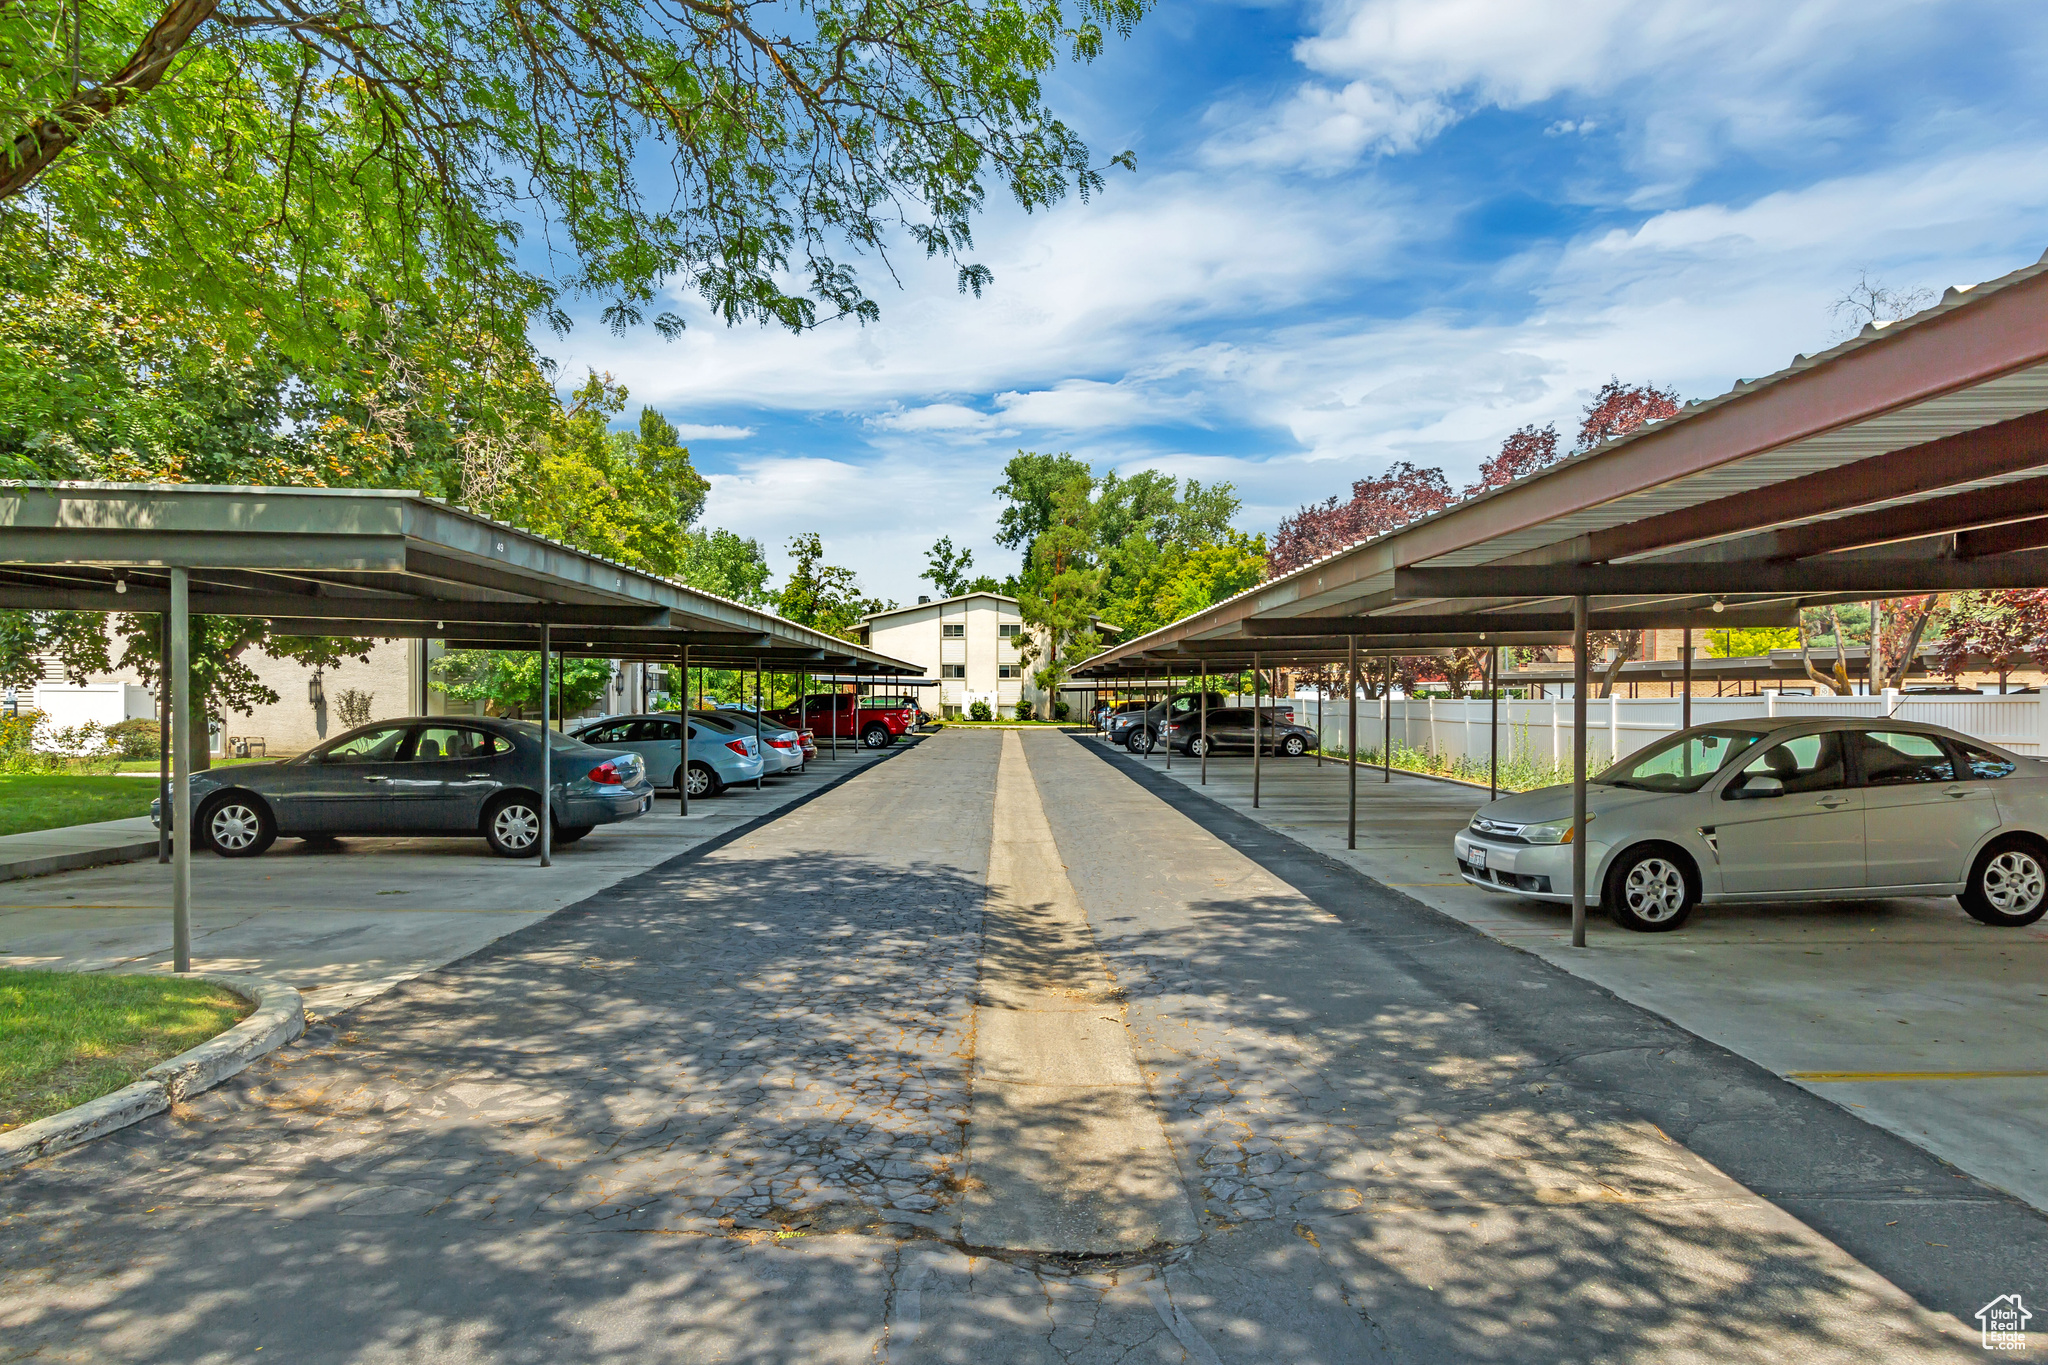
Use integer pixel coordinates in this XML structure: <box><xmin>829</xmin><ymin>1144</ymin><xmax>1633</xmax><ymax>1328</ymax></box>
<box><xmin>1788</xmin><ymin>1069</ymin><xmax>2048</xmax><ymax>1082</ymax></box>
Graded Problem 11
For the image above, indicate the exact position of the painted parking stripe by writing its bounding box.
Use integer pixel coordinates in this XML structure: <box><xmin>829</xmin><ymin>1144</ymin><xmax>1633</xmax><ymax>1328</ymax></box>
<box><xmin>1788</xmin><ymin>1069</ymin><xmax>2048</xmax><ymax>1082</ymax></box>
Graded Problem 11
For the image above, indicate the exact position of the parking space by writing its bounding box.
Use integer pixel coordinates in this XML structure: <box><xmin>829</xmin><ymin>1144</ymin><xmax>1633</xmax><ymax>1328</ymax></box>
<box><xmin>0</xmin><ymin>743</ymin><xmax>909</xmax><ymax>1016</ymax></box>
<box><xmin>1099</xmin><ymin>736</ymin><xmax>2048</xmax><ymax>1213</ymax></box>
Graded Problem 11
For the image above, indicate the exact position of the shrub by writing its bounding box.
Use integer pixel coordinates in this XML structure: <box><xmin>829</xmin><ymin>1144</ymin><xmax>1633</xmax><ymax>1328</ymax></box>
<box><xmin>968</xmin><ymin>700</ymin><xmax>992</xmax><ymax>722</ymax></box>
<box><xmin>107</xmin><ymin>717</ymin><xmax>161</xmax><ymax>760</ymax></box>
<box><xmin>1014</xmin><ymin>699</ymin><xmax>1033</xmax><ymax>722</ymax></box>
<box><xmin>336</xmin><ymin>688</ymin><xmax>376</xmax><ymax>729</ymax></box>
<box><xmin>1051</xmin><ymin>701</ymin><xmax>1070</xmax><ymax>721</ymax></box>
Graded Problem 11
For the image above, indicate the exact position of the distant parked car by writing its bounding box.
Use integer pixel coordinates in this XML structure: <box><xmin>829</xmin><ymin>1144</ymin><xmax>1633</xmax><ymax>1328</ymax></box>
<box><xmin>693</xmin><ymin>709</ymin><xmax>804</xmax><ymax>774</ymax></box>
<box><xmin>569</xmin><ymin>713</ymin><xmax>763</xmax><ymax>797</ymax></box>
<box><xmin>1453</xmin><ymin>717</ymin><xmax>2048</xmax><ymax>932</ymax></box>
<box><xmin>152</xmin><ymin>717</ymin><xmax>653</xmax><ymax>858</ymax></box>
<box><xmin>1165</xmin><ymin>707</ymin><xmax>1319</xmax><ymax>758</ymax></box>
<box><xmin>772</xmin><ymin>693</ymin><xmax>917</xmax><ymax>749</ymax></box>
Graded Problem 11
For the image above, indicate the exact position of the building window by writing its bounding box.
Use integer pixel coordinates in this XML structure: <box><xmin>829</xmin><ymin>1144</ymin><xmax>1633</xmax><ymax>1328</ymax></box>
<box><xmin>998</xmin><ymin>665</ymin><xmax>1020</xmax><ymax>679</ymax></box>
<box><xmin>998</xmin><ymin>624</ymin><xmax>1020</xmax><ymax>639</ymax></box>
<box><xmin>942</xmin><ymin>623</ymin><xmax>965</xmax><ymax>638</ymax></box>
<box><xmin>942</xmin><ymin>664</ymin><xmax>966</xmax><ymax>679</ymax></box>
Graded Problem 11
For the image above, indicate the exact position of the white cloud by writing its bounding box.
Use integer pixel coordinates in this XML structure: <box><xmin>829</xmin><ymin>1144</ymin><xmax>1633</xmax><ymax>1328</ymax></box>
<box><xmin>672</xmin><ymin>423</ymin><xmax>755</xmax><ymax>440</ymax></box>
<box><xmin>867</xmin><ymin>403</ymin><xmax>998</xmax><ymax>433</ymax></box>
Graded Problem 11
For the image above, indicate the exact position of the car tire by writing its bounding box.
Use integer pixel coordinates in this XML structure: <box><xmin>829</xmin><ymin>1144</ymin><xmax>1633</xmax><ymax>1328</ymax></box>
<box><xmin>1188</xmin><ymin>736</ymin><xmax>1210</xmax><ymax>757</ymax></box>
<box><xmin>1603</xmin><ymin>844</ymin><xmax>1697</xmax><ymax>932</ymax></box>
<box><xmin>1128</xmin><ymin>729</ymin><xmax>1153</xmax><ymax>754</ymax></box>
<box><xmin>199</xmin><ymin>793</ymin><xmax>275</xmax><ymax>858</ymax></box>
<box><xmin>1282</xmin><ymin>735</ymin><xmax>1307</xmax><ymax>757</ymax></box>
<box><xmin>861</xmin><ymin>724</ymin><xmax>890</xmax><ymax>749</ymax></box>
<box><xmin>484</xmin><ymin>794</ymin><xmax>545</xmax><ymax>858</ymax></box>
<box><xmin>1960</xmin><ymin>836</ymin><xmax>2048</xmax><ymax>926</ymax></box>
<box><xmin>555</xmin><ymin>825</ymin><xmax>593</xmax><ymax>846</ymax></box>
<box><xmin>684</xmin><ymin>761</ymin><xmax>722</xmax><ymax>799</ymax></box>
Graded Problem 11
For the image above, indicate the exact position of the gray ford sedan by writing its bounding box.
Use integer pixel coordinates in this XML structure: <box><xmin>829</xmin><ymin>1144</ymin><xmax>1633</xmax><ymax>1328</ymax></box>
<box><xmin>152</xmin><ymin>717</ymin><xmax>653</xmax><ymax>858</ymax></box>
<box><xmin>1453</xmin><ymin>717</ymin><xmax>2048</xmax><ymax>932</ymax></box>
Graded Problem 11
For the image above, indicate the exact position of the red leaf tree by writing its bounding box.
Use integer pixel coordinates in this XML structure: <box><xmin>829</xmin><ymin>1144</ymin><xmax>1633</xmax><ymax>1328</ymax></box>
<box><xmin>1465</xmin><ymin>423</ymin><xmax>1559</xmax><ymax>495</ymax></box>
<box><xmin>1269</xmin><ymin>461</ymin><xmax>1456</xmax><ymax>577</ymax></box>
<box><xmin>1576</xmin><ymin>378</ymin><xmax>1682</xmax><ymax>451</ymax></box>
<box><xmin>1930</xmin><ymin>591</ymin><xmax>2048</xmax><ymax>691</ymax></box>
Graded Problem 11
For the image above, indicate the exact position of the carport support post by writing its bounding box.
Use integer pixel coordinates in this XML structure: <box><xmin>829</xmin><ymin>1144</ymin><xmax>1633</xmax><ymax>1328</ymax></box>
<box><xmin>157</xmin><ymin>615</ymin><xmax>170</xmax><ymax>864</ymax></box>
<box><xmin>1489</xmin><ymin>644</ymin><xmax>1500</xmax><ymax>801</ymax></box>
<box><xmin>679</xmin><ymin>645</ymin><xmax>691</xmax><ymax>817</ymax></box>
<box><xmin>1199</xmin><ymin>664</ymin><xmax>1208</xmax><ymax>785</ymax></box>
<box><xmin>1252</xmin><ymin>652</ymin><xmax>1262</xmax><ymax>809</ymax></box>
<box><xmin>1681</xmin><ymin>628</ymin><xmax>1693</xmax><ymax>730</ymax></box>
<box><xmin>1163</xmin><ymin>674</ymin><xmax>1172</xmax><ymax>771</ymax></box>
<box><xmin>753</xmin><ymin>659</ymin><xmax>764</xmax><ymax>789</ymax></box>
<box><xmin>1571</xmin><ymin>594</ymin><xmax>1589</xmax><ymax>949</ymax></box>
<box><xmin>1347</xmin><ymin>635</ymin><xmax>1358</xmax><ymax>850</ymax></box>
<box><xmin>1382</xmin><ymin>681</ymin><xmax>1391</xmax><ymax>785</ymax></box>
<box><xmin>169</xmin><ymin>568</ymin><xmax>191</xmax><ymax>973</ymax></box>
<box><xmin>540</xmin><ymin>623</ymin><xmax>552</xmax><ymax>868</ymax></box>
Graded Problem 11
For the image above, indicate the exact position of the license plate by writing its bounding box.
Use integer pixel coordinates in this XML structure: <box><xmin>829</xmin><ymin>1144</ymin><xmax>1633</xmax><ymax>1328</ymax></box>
<box><xmin>1468</xmin><ymin>846</ymin><xmax>1487</xmax><ymax>871</ymax></box>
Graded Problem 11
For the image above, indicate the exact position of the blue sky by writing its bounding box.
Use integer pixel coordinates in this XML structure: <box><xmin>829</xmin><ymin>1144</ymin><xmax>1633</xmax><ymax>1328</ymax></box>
<box><xmin>551</xmin><ymin>0</ymin><xmax>2048</xmax><ymax>605</ymax></box>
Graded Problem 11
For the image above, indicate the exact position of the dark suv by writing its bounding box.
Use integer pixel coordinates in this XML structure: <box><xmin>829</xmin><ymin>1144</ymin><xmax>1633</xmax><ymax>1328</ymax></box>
<box><xmin>1165</xmin><ymin>707</ymin><xmax>1319</xmax><ymax>758</ymax></box>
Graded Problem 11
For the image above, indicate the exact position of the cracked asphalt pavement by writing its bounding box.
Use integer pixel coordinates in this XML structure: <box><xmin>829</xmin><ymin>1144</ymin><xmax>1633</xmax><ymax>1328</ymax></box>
<box><xmin>1</xmin><ymin>729</ymin><xmax>2025</xmax><ymax>1362</ymax></box>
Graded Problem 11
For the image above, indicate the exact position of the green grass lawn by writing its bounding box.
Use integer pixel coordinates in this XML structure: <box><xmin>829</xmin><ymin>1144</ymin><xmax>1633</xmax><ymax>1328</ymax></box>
<box><xmin>0</xmin><ymin>970</ymin><xmax>251</xmax><ymax>1130</ymax></box>
<box><xmin>0</xmin><ymin>774</ymin><xmax>157</xmax><ymax>836</ymax></box>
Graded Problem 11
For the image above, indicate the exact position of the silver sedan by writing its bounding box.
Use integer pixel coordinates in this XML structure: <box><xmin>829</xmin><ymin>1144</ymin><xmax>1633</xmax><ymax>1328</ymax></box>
<box><xmin>1453</xmin><ymin>717</ymin><xmax>2048</xmax><ymax>932</ymax></box>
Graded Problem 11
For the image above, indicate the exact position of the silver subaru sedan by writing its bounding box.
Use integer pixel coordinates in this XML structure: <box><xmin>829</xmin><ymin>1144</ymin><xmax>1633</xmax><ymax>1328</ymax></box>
<box><xmin>1452</xmin><ymin>717</ymin><xmax>2048</xmax><ymax>932</ymax></box>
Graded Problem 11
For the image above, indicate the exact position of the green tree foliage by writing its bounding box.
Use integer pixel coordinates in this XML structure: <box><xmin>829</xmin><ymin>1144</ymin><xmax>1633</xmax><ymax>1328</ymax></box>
<box><xmin>921</xmin><ymin>536</ymin><xmax>977</xmax><ymax>598</ymax></box>
<box><xmin>678</xmin><ymin>528</ymin><xmax>776</xmax><ymax>607</ymax></box>
<box><xmin>432</xmin><ymin>651</ymin><xmax>613</xmax><ymax>718</ymax></box>
<box><xmin>499</xmin><ymin>376</ymin><xmax>711</xmax><ymax>578</ymax></box>
<box><xmin>777</xmin><ymin>533</ymin><xmax>887</xmax><ymax>639</ymax></box>
<box><xmin>1</xmin><ymin>0</ymin><xmax>1143</xmax><ymax>378</ymax></box>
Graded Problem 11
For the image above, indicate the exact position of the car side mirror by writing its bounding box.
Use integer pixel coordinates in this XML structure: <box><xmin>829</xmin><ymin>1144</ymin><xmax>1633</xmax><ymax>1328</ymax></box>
<box><xmin>1732</xmin><ymin>775</ymin><xmax>1783</xmax><ymax>799</ymax></box>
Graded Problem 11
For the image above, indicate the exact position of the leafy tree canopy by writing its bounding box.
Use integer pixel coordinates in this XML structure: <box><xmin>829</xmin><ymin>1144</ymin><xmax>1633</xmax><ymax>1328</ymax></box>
<box><xmin>777</xmin><ymin>532</ymin><xmax>887</xmax><ymax>639</ymax></box>
<box><xmin>1</xmin><ymin>0</ymin><xmax>1144</xmax><ymax>380</ymax></box>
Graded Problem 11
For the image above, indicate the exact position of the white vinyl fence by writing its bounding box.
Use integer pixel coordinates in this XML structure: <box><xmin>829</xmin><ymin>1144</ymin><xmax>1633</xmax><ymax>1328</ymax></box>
<box><xmin>1296</xmin><ymin>691</ymin><xmax>2048</xmax><ymax>773</ymax></box>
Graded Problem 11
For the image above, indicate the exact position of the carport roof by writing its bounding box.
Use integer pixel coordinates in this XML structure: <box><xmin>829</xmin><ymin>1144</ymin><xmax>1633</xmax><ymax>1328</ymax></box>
<box><xmin>0</xmin><ymin>482</ymin><xmax>920</xmax><ymax>674</ymax></box>
<box><xmin>1076</xmin><ymin>248</ymin><xmax>2048</xmax><ymax>676</ymax></box>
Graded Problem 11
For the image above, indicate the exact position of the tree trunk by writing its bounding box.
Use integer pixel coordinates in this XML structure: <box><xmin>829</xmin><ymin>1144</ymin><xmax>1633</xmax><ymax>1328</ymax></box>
<box><xmin>1883</xmin><ymin>598</ymin><xmax>1939</xmax><ymax>691</ymax></box>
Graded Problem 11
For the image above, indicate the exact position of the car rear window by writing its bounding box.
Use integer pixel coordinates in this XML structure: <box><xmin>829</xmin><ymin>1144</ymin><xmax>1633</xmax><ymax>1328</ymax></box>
<box><xmin>1955</xmin><ymin>743</ymin><xmax>2017</xmax><ymax>780</ymax></box>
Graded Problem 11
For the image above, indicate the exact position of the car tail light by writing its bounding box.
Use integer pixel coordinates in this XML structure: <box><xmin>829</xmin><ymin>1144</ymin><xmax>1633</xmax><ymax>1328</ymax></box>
<box><xmin>588</xmin><ymin>761</ymin><xmax>625</xmax><ymax>784</ymax></box>
<box><xmin>767</xmin><ymin>737</ymin><xmax>792</xmax><ymax>748</ymax></box>
<box><xmin>725</xmin><ymin>740</ymin><xmax>749</xmax><ymax>756</ymax></box>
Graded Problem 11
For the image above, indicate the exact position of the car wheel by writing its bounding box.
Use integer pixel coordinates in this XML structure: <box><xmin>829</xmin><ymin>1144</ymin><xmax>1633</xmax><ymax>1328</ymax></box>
<box><xmin>1128</xmin><ymin>729</ymin><xmax>1153</xmax><ymax>754</ymax></box>
<box><xmin>861</xmin><ymin>724</ymin><xmax>890</xmax><ymax>749</ymax></box>
<box><xmin>1282</xmin><ymin>735</ymin><xmax>1307</xmax><ymax>757</ymax></box>
<box><xmin>555</xmin><ymin>825</ymin><xmax>593</xmax><ymax>846</ymax></box>
<box><xmin>1603</xmin><ymin>844</ymin><xmax>1696</xmax><ymax>932</ymax></box>
<box><xmin>1960</xmin><ymin>837</ymin><xmax>2048</xmax><ymax>926</ymax></box>
<box><xmin>484</xmin><ymin>795</ymin><xmax>545</xmax><ymax>858</ymax></box>
<box><xmin>684</xmin><ymin>761</ymin><xmax>722</xmax><ymax>799</ymax></box>
<box><xmin>200</xmin><ymin>794</ymin><xmax>275</xmax><ymax>858</ymax></box>
<box><xmin>1188</xmin><ymin>736</ymin><xmax>1209</xmax><ymax>757</ymax></box>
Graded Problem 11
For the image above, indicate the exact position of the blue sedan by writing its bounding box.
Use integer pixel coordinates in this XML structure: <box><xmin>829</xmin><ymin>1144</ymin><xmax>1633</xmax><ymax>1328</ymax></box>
<box><xmin>570</xmin><ymin>713</ymin><xmax>765</xmax><ymax>798</ymax></box>
<box><xmin>152</xmin><ymin>717</ymin><xmax>653</xmax><ymax>858</ymax></box>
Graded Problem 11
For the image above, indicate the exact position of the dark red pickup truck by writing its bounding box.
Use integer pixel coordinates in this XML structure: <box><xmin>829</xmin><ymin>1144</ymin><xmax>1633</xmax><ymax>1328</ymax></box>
<box><xmin>771</xmin><ymin>693</ymin><xmax>917</xmax><ymax>749</ymax></box>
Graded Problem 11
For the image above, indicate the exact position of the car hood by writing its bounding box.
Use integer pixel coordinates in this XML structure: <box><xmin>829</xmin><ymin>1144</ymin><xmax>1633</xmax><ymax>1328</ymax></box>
<box><xmin>1469</xmin><ymin>782</ymin><xmax>1692</xmax><ymax>828</ymax></box>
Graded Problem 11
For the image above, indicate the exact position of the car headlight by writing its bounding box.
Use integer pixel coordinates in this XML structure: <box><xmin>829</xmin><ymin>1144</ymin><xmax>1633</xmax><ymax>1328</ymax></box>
<box><xmin>1521</xmin><ymin>816</ymin><xmax>1591</xmax><ymax>845</ymax></box>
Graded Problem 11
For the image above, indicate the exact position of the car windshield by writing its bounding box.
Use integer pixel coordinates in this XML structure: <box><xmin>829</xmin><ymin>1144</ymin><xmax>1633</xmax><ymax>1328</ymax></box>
<box><xmin>1594</xmin><ymin>727</ymin><xmax>1763</xmax><ymax>792</ymax></box>
<box><xmin>688</xmin><ymin>711</ymin><xmax>740</xmax><ymax>733</ymax></box>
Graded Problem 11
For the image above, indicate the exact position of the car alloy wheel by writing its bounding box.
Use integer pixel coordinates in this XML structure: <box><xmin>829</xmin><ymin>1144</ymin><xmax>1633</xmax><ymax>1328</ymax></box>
<box><xmin>1964</xmin><ymin>840</ymin><xmax>2048</xmax><ymax>926</ymax></box>
<box><xmin>1604</xmin><ymin>845</ymin><xmax>1695</xmax><ymax>932</ymax></box>
<box><xmin>1622</xmin><ymin>858</ymin><xmax>1687</xmax><ymax>922</ymax></box>
<box><xmin>684</xmin><ymin>761</ymin><xmax>719</xmax><ymax>798</ymax></box>
<box><xmin>203</xmin><ymin>797</ymin><xmax>273</xmax><ymax>857</ymax></box>
<box><xmin>862</xmin><ymin>726</ymin><xmax>890</xmax><ymax>749</ymax></box>
<box><xmin>208</xmin><ymin>802</ymin><xmax>262</xmax><ymax>852</ymax></box>
<box><xmin>1189</xmin><ymin>737</ymin><xmax>1209</xmax><ymax>757</ymax></box>
<box><xmin>490</xmin><ymin>801</ymin><xmax>542</xmax><ymax>855</ymax></box>
<box><xmin>1282</xmin><ymin>735</ymin><xmax>1306</xmax><ymax>757</ymax></box>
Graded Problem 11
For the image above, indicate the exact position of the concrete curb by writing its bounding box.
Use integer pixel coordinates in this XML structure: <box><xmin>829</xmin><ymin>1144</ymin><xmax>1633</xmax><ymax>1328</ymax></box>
<box><xmin>0</xmin><ymin>838</ymin><xmax>160</xmax><ymax>884</ymax></box>
<box><xmin>0</xmin><ymin>971</ymin><xmax>304</xmax><ymax>1173</ymax></box>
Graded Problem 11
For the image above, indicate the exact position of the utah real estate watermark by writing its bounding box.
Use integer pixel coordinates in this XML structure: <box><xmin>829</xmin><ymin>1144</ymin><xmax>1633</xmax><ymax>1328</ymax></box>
<box><xmin>1977</xmin><ymin>1295</ymin><xmax>2031</xmax><ymax>1352</ymax></box>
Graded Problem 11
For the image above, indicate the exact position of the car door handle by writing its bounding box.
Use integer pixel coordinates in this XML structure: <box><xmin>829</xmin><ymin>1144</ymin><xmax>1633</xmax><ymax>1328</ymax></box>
<box><xmin>1944</xmin><ymin>786</ymin><xmax>1970</xmax><ymax>798</ymax></box>
<box><xmin>363</xmin><ymin>775</ymin><xmax>389</xmax><ymax>783</ymax></box>
<box><xmin>1816</xmin><ymin>795</ymin><xmax>1850</xmax><ymax>807</ymax></box>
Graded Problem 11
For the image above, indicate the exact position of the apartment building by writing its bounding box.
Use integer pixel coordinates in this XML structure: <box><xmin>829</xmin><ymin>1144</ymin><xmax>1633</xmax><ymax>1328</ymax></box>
<box><xmin>857</xmin><ymin>593</ymin><xmax>1034</xmax><ymax>717</ymax></box>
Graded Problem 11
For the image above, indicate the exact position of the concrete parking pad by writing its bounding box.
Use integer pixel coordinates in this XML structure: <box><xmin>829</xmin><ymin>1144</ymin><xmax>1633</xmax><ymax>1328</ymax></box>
<box><xmin>0</xmin><ymin>746</ymin><xmax>903</xmax><ymax>1016</ymax></box>
<box><xmin>1110</xmin><ymin>738</ymin><xmax>2048</xmax><ymax>1214</ymax></box>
